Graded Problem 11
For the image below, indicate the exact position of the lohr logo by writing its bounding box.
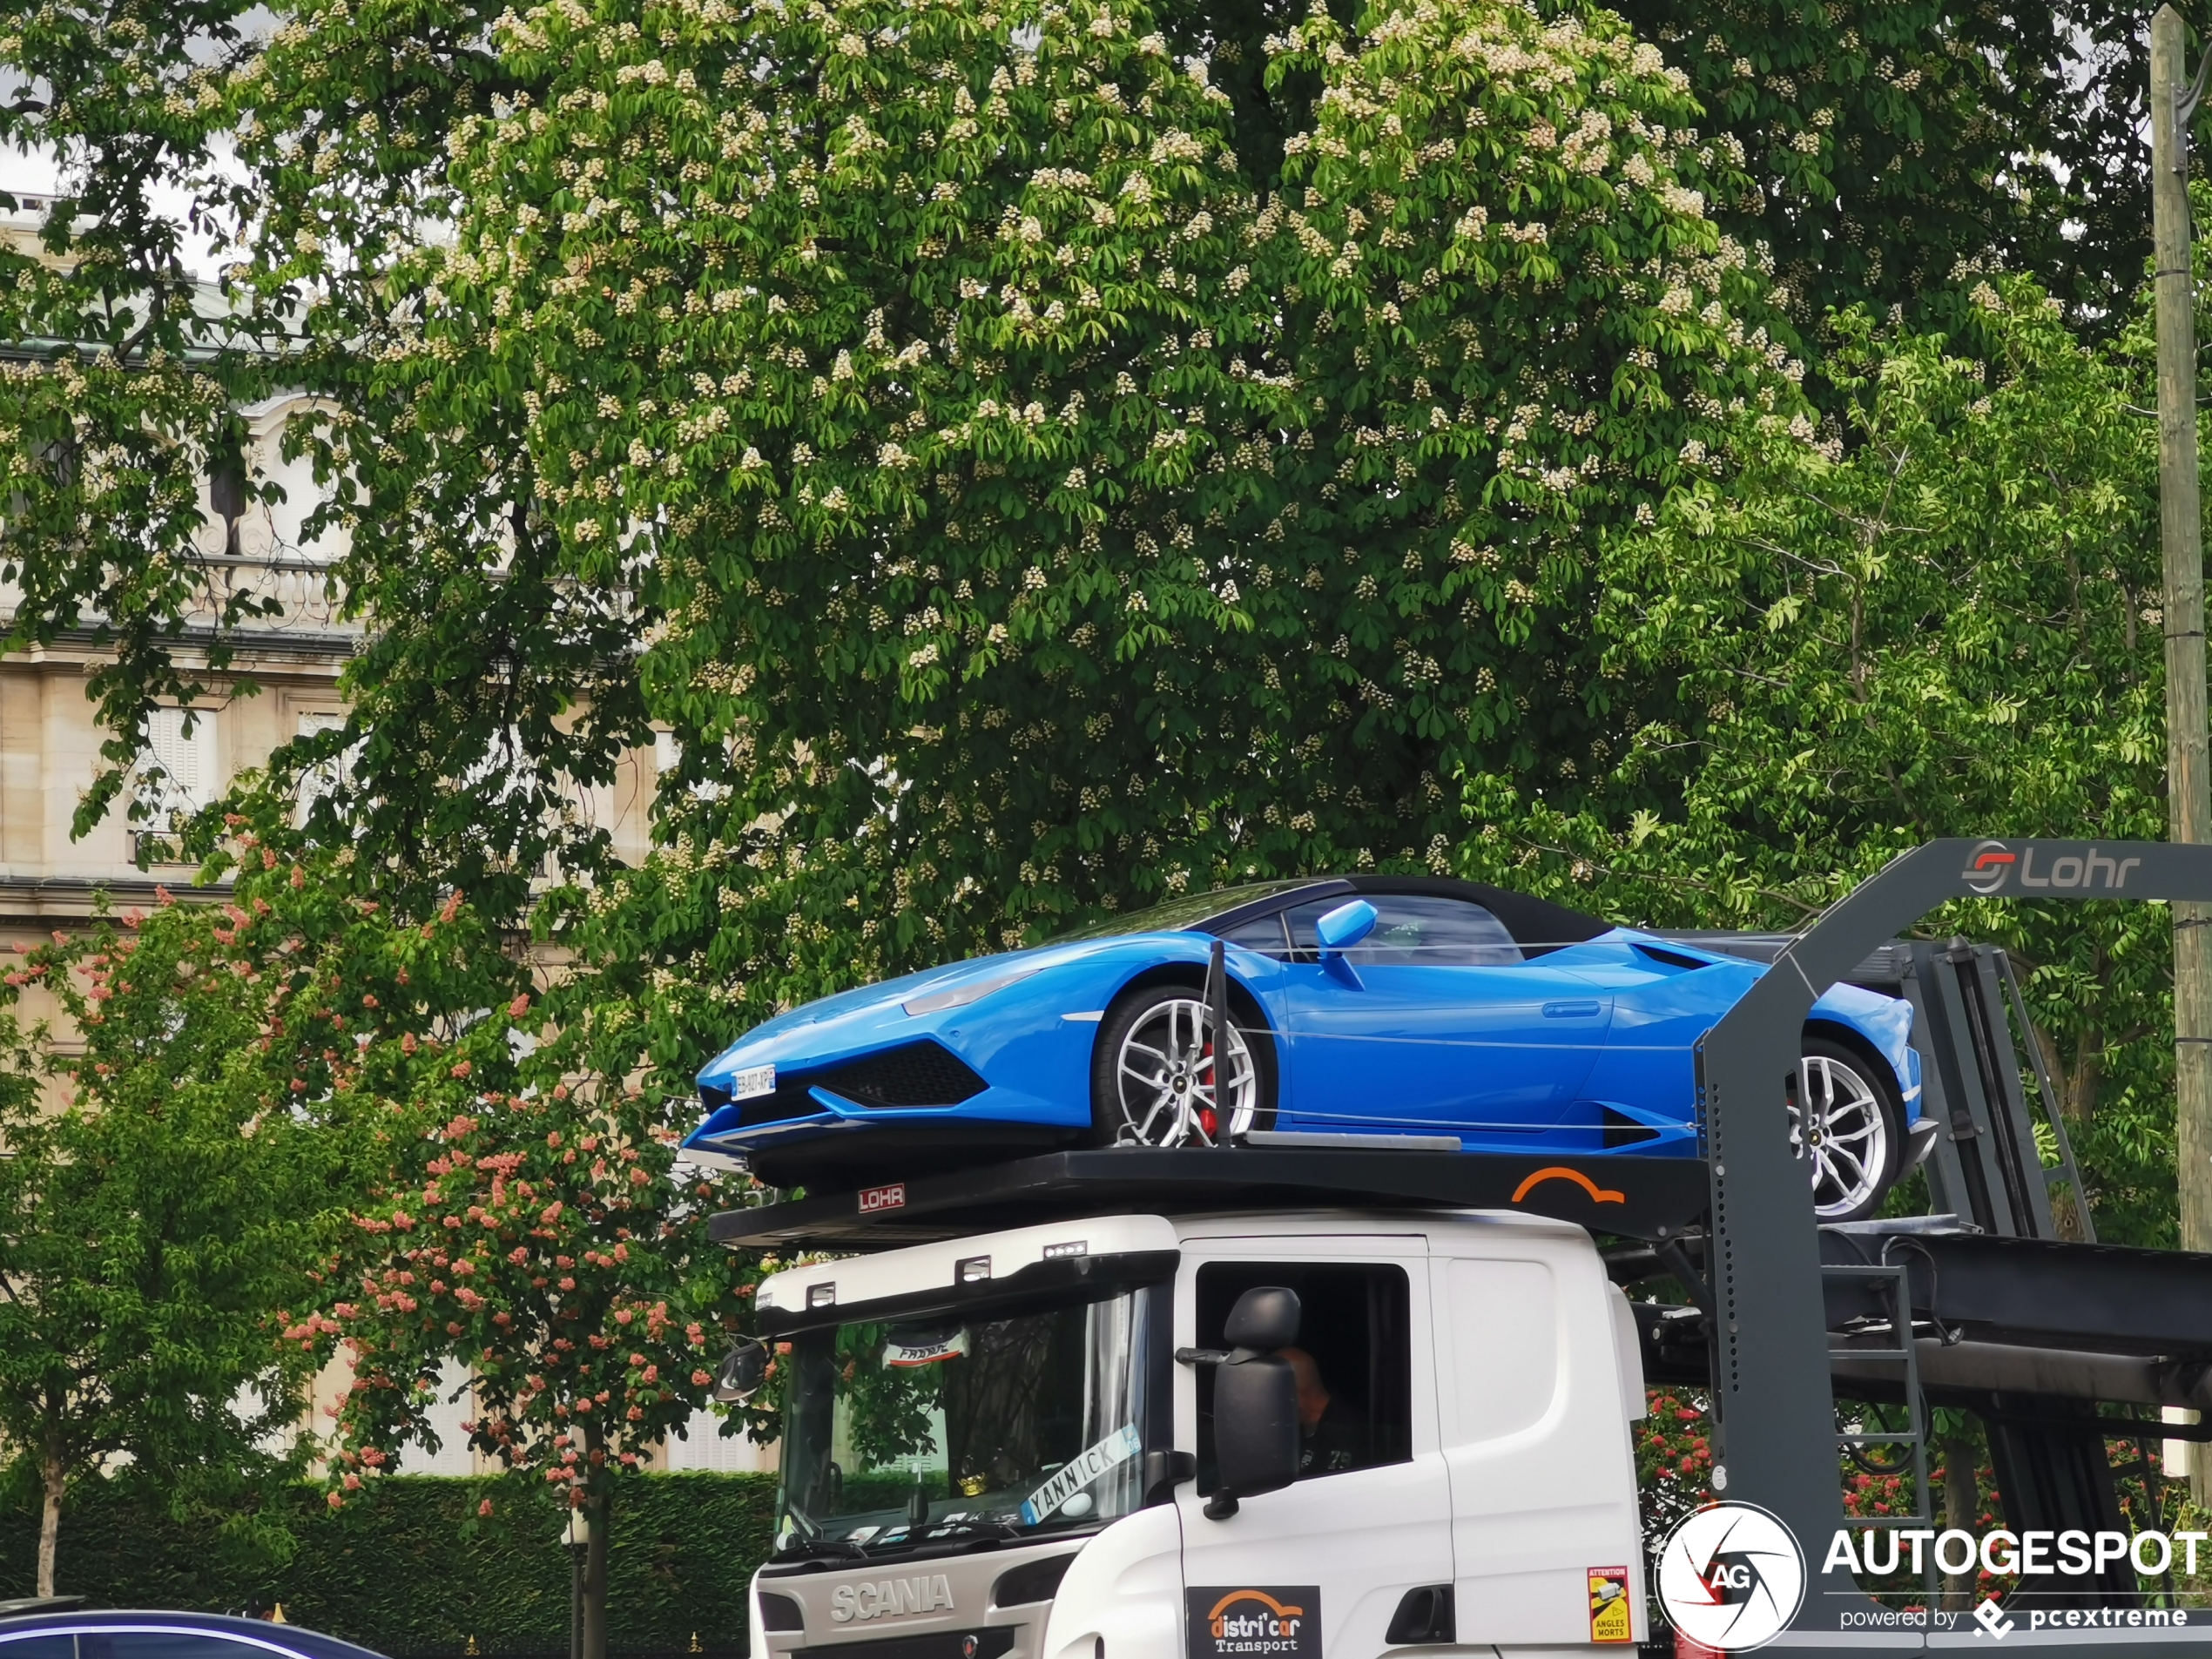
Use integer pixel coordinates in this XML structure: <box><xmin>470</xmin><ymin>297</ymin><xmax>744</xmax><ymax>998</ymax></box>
<box><xmin>1962</xmin><ymin>840</ymin><xmax>2141</xmax><ymax>897</ymax></box>
<box><xmin>1656</xmin><ymin>1503</ymin><xmax>1806</xmax><ymax>1653</ymax></box>
<box><xmin>1187</xmin><ymin>1586</ymin><xmax>1323</xmax><ymax>1659</ymax></box>
<box><xmin>857</xmin><ymin>1182</ymin><xmax>906</xmax><ymax>1214</ymax></box>
<box><xmin>828</xmin><ymin>1574</ymin><xmax>954</xmax><ymax>1623</ymax></box>
<box><xmin>1963</xmin><ymin>841</ymin><xmax>2018</xmax><ymax>895</ymax></box>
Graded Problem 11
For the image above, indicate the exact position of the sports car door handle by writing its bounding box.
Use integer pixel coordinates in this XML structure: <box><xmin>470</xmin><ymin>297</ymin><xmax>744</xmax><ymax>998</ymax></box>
<box><xmin>1541</xmin><ymin>1001</ymin><xmax>1603</xmax><ymax>1019</ymax></box>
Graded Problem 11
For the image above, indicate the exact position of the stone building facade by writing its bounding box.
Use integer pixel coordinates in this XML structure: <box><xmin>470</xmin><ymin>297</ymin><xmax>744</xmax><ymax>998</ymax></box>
<box><xmin>0</xmin><ymin>195</ymin><xmax>774</xmax><ymax>1478</ymax></box>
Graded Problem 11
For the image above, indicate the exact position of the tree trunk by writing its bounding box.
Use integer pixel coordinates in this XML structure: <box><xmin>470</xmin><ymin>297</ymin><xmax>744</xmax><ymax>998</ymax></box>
<box><xmin>1941</xmin><ymin>1436</ymin><xmax>1979</xmax><ymax>1609</ymax></box>
<box><xmin>37</xmin><ymin>1438</ymin><xmax>64</xmax><ymax>1597</ymax></box>
<box><xmin>2036</xmin><ymin>1019</ymin><xmax>2101</xmax><ymax>1242</ymax></box>
<box><xmin>2148</xmin><ymin>3</ymin><xmax>2212</xmax><ymax>1510</ymax></box>
<box><xmin>583</xmin><ymin>1481</ymin><xmax>611</xmax><ymax>1659</ymax></box>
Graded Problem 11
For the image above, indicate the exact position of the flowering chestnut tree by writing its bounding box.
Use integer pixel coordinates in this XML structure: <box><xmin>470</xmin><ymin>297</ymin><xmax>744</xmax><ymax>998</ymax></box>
<box><xmin>250</xmin><ymin>0</ymin><xmax>1804</xmax><ymax>1090</ymax></box>
<box><xmin>319</xmin><ymin>990</ymin><xmax>759</xmax><ymax>1659</ymax></box>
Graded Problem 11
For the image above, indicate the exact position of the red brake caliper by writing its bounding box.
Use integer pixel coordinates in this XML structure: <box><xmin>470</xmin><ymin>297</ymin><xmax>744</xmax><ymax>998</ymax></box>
<box><xmin>1198</xmin><ymin>1038</ymin><xmax>1218</xmax><ymax>1139</ymax></box>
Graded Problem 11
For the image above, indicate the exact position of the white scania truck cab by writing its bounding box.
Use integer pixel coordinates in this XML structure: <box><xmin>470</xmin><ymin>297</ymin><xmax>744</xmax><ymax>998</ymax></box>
<box><xmin>742</xmin><ymin>1207</ymin><xmax>1649</xmax><ymax>1659</ymax></box>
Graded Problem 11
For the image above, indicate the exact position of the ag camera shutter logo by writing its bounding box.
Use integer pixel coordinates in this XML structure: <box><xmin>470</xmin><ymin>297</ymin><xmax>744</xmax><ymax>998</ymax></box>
<box><xmin>1656</xmin><ymin>1502</ymin><xmax>1805</xmax><ymax>1653</ymax></box>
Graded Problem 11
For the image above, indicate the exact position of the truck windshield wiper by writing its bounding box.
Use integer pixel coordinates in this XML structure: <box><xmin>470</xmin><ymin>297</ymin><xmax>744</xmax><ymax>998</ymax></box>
<box><xmin>771</xmin><ymin>1536</ymin><xmax>869</xmax><ymax>1562</ymax></box>
<box><xmin>922</xmin><ymin>1518</ymin><xmax>1026</xmax><ymax>1542</ymax></box>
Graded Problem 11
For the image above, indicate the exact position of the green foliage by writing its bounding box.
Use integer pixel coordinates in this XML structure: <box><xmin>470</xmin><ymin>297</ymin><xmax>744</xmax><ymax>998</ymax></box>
<box><xmin>1591</xmin><ymin>1</ymin><xmax>2082</xmax><ymax>337</ymax></box>
<box><xmin>1457</xmin><ymin>274</ymin><xmax>2182</xmax><ymax>1243</ymax></box>
<box><xmin>1633</xmin><ymin>1386</ymin><xmax>1710</xmax><ymax>1543</ymax></box>
<box><xmin>0</xmin><ymin>806</ymin><xmax>531</xmax><ymax>1588</ymax></box>
<box><xmin>1252</xmin><ymin>0</ymin><xmax>1794</xmax><ymax>792</ymax></box>
<box><xmin>1162</xmin><ymin>0</ymin><xmax>2178</xmax><ymax>343</ymax></box>
<box><xmin>348</xmin><ymin>0</ymin><xmax>1802</xmax><ymax>1088</ymax></box>
<box><xmin>0</xmin><ymin>1474</ymin><xmax>775</xmax><ymax>1653</ymax></box>
<box><xmin>0</xmin><ymin>0</ymin><xmax>2192</xmax><ymax>905</ymax></box>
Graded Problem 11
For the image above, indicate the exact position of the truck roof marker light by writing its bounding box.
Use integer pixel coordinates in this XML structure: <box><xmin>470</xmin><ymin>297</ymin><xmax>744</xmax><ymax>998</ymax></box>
<box><xmin>1511</xmin><ymin>1166</ymin><xmax>1628</xmax><ymax>1205</ymax></box>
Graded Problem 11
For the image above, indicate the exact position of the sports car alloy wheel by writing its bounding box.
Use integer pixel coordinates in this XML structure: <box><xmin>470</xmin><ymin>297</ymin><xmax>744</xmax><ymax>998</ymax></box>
<box><xmin>1108</xmin><ymin>995</ymin><xmax>1259</xmax><ymax>1147</ymax></box>
<box><xmin>1792</xmin><ymin>1049</ymin><xmax>1894</xmax><ymax>1221</ymax></box>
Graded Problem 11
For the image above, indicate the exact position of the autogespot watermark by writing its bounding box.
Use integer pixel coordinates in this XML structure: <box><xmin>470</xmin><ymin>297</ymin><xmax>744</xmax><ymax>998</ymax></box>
<box><xmin>1660</xmin><ymin>1511</ymin><xmax>2202</xmax><ymax>1649</ymax></box>
<box><xmin>1824</xmin><ymin>1525</ymin><xmax>2212</xmax><ymax>1581</ymax></box>
<box><xmin>1657</xmin><ymin>1503</ymin><xmax>1808</xmax><ymax>1652</ymax></box>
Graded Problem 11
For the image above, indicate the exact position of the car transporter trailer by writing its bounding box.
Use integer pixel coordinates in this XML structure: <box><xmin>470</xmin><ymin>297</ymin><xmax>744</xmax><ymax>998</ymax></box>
<box><xmin>709</xmin><ymin>838</ymin><xmax>2212</xmax><ymax>1657</ymax></box>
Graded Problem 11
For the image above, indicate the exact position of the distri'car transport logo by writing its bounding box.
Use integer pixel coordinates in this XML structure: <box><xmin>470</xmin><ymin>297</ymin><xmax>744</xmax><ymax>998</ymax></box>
<box><xmin>1185</xmin><ymin>1587</ymin><xmax>1322</xmax><ymax>1659</ymax></box>
<box><xmin>1656</xmin><ymin>1503</ymin><xmax>1806</xmax><ymax>1653</ymax></box>
<box><xmin>1963</xmin><ymin>840</ymin><xmax>2141</xmax><ymax>897</ymax></box>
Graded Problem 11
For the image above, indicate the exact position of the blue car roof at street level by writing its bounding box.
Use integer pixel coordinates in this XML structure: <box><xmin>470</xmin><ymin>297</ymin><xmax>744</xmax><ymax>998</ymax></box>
<box><xmin>0</xmin><ymin>1611</ymin><xmax>389</xmax><ymax>1659</ymax></box>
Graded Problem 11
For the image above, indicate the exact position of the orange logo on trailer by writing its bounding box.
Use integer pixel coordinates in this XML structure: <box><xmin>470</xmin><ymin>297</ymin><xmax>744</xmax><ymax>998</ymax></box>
<box><xmin>1511</xmin><ymin>1166</ymin><xmax>1627</xmax><ymax>1205</ymax></box>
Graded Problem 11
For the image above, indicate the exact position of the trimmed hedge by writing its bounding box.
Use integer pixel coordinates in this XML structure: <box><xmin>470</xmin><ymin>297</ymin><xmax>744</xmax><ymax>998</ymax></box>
<box><xmin>0</xmin><ymin>1474</ymin><xmax>777</xmax><ymax>1658</ymax></box>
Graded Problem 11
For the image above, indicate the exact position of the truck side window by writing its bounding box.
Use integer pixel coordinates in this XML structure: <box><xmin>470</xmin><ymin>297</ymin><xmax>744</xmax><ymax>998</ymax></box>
<box><xmin>1193</xmin><ymin>1261</ymin><xmax>1411</xmax><ymax>1488</ymax></box>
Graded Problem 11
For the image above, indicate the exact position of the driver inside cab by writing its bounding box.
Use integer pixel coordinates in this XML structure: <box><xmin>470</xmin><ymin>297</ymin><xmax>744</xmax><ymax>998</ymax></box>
<box><xmin>1278</xmin><ymin>1345</ymin><xmax>1367</xmax><ymax>1476</ymax></box>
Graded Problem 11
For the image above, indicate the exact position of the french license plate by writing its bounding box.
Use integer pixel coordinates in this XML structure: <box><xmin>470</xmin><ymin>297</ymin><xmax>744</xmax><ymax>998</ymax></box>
<box><xmin>732</xmin><ymin>1064</ymin><xmax>776</xmax><ymax>1102</ymax></box>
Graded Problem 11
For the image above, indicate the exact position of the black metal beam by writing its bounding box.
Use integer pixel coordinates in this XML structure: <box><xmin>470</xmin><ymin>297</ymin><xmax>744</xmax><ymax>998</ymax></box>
<box><xmin>1696</xmin><ymin>839</ymin><xmax>2212</xmax><ymax>1644</ymax></box>
<box><xmin>1822</xmin><ymin>1225</ymin><xmax>2212</xmax><ymax>1358</ymax></box>
<box><xmin>708</xmin><ymin>1144</ymin><xmax>1713</xmax><ymax>1250</ymax></box>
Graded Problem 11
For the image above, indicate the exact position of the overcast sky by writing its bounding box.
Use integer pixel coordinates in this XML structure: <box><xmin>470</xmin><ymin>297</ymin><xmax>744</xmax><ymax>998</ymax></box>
<box><xmin>3</xmin><ymin>142</ymin><xmax>232</xmax><ymax>277</ymax></box>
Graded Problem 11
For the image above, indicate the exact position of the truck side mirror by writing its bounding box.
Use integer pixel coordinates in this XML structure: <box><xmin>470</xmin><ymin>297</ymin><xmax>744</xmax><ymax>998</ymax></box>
<box><xmin>1207</xmin><ymin>1356</ymin><xmax>1300</xmax><ymax>1520</ymax></box>
<box><xmin>715</xmin><ymin>1337</ymin><xmax>767</xmax><ymax>1402</ymax></box>
<box><xmin>1199</xmin><ymin>1285</ymin><xmax>1304</xmax><ymax>1520</ymax></box>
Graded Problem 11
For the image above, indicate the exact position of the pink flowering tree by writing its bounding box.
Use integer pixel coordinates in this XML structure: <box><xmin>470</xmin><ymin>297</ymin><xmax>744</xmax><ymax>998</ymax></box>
<box><xmin>0</xmin><ymin>802</ymin><xmax>527</xmax><ymax>1595</ymax></box>
<box><xmin>319</xmin><ymin>988</ymin><xmax>761</xmax><ymax>1659</ymax></box>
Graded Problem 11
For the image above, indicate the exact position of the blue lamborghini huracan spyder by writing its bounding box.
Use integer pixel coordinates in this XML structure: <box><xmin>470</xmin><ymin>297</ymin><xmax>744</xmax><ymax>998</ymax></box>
<box><xmin>685</xmin><ymin>876</ymin><xmax>1928</xmax><ymax>1219</ymax></box>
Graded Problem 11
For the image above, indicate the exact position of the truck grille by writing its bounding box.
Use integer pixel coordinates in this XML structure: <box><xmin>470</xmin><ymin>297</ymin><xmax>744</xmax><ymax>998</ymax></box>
<box><xmin>798</xmin><ymin>1629</ymin><xmax>1015</xmax><ymax>1659</ymax></box>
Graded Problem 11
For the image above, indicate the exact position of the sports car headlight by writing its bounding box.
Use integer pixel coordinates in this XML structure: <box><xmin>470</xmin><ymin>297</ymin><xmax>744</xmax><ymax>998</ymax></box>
<box><xmin>901</xmin><ymin>966</ymin><xmax>1042</xmax><ymax>1016</ymax></box>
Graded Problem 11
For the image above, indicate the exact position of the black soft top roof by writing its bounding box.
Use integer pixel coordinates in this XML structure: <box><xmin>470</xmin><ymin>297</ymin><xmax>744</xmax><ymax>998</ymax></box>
<box><xmin>1197</xmin><ymin>873</ymin><xmax>1613</xmax><ymax>955</ymax></box>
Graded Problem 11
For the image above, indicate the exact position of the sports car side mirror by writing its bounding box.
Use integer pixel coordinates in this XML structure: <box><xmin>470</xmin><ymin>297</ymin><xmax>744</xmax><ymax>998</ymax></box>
<box><xmin>1315</xmin><ymin>900</ymin><xmax>1377</xmax><ymax>957</ymax></box>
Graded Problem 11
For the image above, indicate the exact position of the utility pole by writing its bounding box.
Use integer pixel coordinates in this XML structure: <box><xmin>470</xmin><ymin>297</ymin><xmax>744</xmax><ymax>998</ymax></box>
<box><xmin>2151</xmin><ymin>3</ymin><xmax>2212</xmax><ymax>1503</ymax></box>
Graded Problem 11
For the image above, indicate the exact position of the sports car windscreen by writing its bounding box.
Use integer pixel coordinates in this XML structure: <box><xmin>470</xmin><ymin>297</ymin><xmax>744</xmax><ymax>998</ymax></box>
<box><xmin>1047</xmin><ymin>879</ymin><xmax>1318</xmax><ymax>941</ymax></box>
<box><xmin>773</xmin><ymin>1287</ymin><xmax>1153</xmax><ymax>1558</ymax></box>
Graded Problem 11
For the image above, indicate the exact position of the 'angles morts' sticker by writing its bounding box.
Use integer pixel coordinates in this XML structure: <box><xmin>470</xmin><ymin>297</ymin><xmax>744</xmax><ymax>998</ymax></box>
<box><xmin>1588</xmin><ymin>1566</ymin><xmax>1632</xmax><ymax>1643</ymax></box>
<box><xmin>1187</xmin><ymin>1586</ymin><xmax>1321</xmax><ymax>1659</ymax></box>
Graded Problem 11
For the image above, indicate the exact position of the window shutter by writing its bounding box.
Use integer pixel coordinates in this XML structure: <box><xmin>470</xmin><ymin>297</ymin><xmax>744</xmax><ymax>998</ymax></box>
<box><xmin>143</xmin><ymin>708</ymin><xmax>216</xmax><ymax>818</ymax></box>
<box><xmin>296</xmin><ymin>711</ymin><xmax>348</xmax><ymax>825</ymax></box>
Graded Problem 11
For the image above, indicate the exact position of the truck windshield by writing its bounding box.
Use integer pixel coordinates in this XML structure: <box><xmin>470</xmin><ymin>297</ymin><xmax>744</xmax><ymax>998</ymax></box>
<box><xmin>774</xmin><ymin>1286</ymin><xmax>1152</xmax><ymax>1557</ymax></box>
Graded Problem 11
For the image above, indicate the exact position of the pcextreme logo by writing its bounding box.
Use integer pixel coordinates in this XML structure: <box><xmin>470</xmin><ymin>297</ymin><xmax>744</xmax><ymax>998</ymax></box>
<box><xmin>1656</xmin><ymin>1502</ymin><xmax>1806</xmax><ymax>1653</ymax></box>
<box><xmin>1185</xmin><ymin>1586</ymin><xmax>1322</xmax><ymax>1659</ymax></box>
<box><xmin>1962</xmin><ymin>840</ymin><xmax>2141</xmax><ymax>897</ymax></box>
